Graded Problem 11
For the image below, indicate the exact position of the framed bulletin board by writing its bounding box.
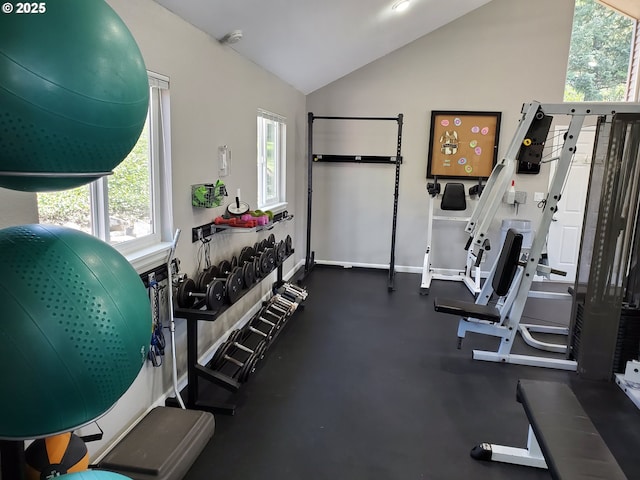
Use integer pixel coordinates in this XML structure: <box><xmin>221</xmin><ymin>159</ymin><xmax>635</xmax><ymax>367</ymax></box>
<box><xmin>427</xmin><ymin>110</ymin><xmax>501</xmax><ymax>179</ymax></box>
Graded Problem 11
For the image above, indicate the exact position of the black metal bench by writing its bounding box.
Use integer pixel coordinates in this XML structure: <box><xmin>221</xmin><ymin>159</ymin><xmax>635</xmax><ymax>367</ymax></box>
<box><xmin>472</xmin><ymin>379</ymin><xmax>627</xmax><ymax>480</ymax></box>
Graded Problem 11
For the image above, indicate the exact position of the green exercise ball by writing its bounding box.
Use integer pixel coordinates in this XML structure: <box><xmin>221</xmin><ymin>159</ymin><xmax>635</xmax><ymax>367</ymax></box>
<box><xmin>0</xmin><ymin>225</ymin><xmax>151</xmax><ymax>439</ymax></box>
<box><xmin>57</xmin><ymin>472</ymin><xmax>132</xmax><ymax>480</ymax></box>
<box><xmin>0</xmin><ymin>0</ymin><xmax>149</xmax><ymax>192</ymax></box>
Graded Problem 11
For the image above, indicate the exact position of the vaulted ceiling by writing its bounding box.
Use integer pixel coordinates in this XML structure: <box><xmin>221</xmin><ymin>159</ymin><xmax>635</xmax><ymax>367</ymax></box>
<box><xmin>152</xmin><ymin>0</ymin><xmax>493</xmax><ymax>94</ymax></box>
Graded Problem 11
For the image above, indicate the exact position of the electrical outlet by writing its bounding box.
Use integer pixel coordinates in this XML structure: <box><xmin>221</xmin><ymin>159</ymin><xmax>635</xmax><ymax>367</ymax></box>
<box><xmin>514</xmin><ymin>191</ymin><xmax>527</xmax><ymax>204</ymax></box>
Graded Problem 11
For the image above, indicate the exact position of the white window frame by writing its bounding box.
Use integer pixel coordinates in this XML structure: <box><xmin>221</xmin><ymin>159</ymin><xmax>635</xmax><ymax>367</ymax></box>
<box><xmin>119</xmin><ymin>71</ymin><xmax>174</xmax><ymax>272</ymax></box>
<box><xmin>257</xmin><ymin>109</ymin><xmax>287</xmax><ymax>211</ymax></box>
<box><xmin>37</xmin><ymin>71</ymin><xmax>173</xmax><ymax>273</ymax></box>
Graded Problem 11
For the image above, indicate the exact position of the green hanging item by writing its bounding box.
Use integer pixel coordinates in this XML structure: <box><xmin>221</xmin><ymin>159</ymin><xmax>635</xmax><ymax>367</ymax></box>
<box><xmin>191</xmin><ymin>180</ymin><xmax>227</xmax><ymax>208</ymax></box>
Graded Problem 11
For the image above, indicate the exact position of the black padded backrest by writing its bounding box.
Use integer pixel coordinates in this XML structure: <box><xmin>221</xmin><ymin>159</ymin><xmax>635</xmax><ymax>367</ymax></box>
<box><xmin>492</xmin><ymin>229</ymin><xmax>523</xmax><ymax>296</ymax></box>
<box><xmin>441</xmin><ymin>183</ymin><xmax>466</xmax><ymax>211</ymax></box>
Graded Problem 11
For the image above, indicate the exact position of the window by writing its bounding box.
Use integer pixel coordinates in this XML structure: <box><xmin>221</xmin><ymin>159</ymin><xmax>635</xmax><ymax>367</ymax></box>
<box><xmin>257</xmin><ymin>109</ymin><xmax>286</xmax><ymax>210</ymax></box>
<box><xmin>564</xmin><ymin>0</ymin><xmax>637</xmax><ymax>101</ymax></box>
<box><xmin>37</xmin><ymin>72</ymin><xmax>173</xmax><ymax>270</ymax></box>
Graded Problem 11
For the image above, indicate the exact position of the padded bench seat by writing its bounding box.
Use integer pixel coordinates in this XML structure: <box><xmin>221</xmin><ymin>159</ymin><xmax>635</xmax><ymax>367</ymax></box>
<box><xmin>517</xmin><ymin>379</ymin><xmax>626</xmax><ymax>480</ymax></box>
<box><xmin>434</xmin><ymin>297</ymin><xmax>501</xmax><ymax>322</ymax></box>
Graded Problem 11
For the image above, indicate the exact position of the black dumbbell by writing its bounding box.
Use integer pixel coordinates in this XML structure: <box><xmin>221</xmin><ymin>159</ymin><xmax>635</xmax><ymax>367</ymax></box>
<box><xmin>281</xmin><ymin>282</ymin><xmax>307</xmax><ymax>298</ymax></box>
<box><xmin>204</xmin><ymin>262</ymin><xmax>245</xmax><ymax>304</ymax></box>
<box><xmin>175</xmin><ymin>277</ymin><xmax>225</xmax><ymax>313</ymax></box>
<box><xmin>210</xmin><ymin>330</ymin><xmax>266</xmax><ymax>382</ymax></box>
<box><xmin>233</xmin><ymin>253</ymin><xmax>262</xmax><ymax>286</ymax></box>
<box><xmin>239</xmin><ymin>245</ymin><xmax>276</xmax><ymax>276</ymax></box>
<box><xmin>219</xmin><ymin>258</ymin><xmax>255</xmax><ymax>290</ymax></box>
<box><xmin>270</xmin><ymin>293</ymin><xmax>299</xmax><ymax>315</ymax></box>
<box><xmin>248</xmin><ymin>306</ymin><xmax>283</xmax><ymax>339</ymax></box>
<box><xmin>273</xmin><ymin>240</ymin><xmax>287</xmax><ymax>266</ymax></box>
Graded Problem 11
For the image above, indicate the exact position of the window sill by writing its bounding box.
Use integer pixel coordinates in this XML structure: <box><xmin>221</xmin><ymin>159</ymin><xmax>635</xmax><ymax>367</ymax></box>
<box><xmin>258</xmin><ymin>202</ymin><xmax>288</xmax><ymax>214</ymax></box>
<box><xmin>126</xmin><ymin>242</ymin><xmax>172</xmax><ymax>274</ymax></box>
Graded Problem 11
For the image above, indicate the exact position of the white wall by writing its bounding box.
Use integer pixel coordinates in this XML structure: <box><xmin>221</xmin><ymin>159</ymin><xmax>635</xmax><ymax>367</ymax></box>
<box><xmin>0</xmin><ymin>189</ymin><xmax>38</xmax><ymax>227</ymax></box>
<box><xmin>306</xmin><ymin>0</ymin><xmax>576</xmax><ymax>271</ymax></box>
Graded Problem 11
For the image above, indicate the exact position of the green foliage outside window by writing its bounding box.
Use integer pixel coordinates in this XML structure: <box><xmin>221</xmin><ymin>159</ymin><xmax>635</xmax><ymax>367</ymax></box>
<box><xmin>565</xmin><ymin>0</ymin><xmax>634</xmax><ymax>102</ymax></box>
<box><xmin>38</xmin><ymin>124</ymin><xmax>151</xmax><ymax>234</ymax></box>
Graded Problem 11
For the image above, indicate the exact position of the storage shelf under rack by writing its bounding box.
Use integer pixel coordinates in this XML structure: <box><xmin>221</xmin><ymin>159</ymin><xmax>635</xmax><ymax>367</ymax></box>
<box><xmin>167</xmin><ymin>252</ymin><xmax>294</xmax><ymax>415</ymax></box>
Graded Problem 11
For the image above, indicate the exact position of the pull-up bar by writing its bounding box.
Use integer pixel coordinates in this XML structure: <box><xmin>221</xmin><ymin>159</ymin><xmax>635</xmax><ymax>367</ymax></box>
<box><xmin>312</xmin><ymin>115</ymin><xmax>401</xmax><ymax>121</ymax></box>
<box><xmin>304</xmin><ymin>112</ymin><xmax>404</xmax><ymax>291</ymax></box>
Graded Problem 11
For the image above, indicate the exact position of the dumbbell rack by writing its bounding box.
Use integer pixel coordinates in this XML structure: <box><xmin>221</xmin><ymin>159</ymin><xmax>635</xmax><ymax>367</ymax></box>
<box><xmin>167</xmin><ymin>249</ymin><xmax>298</xmax><ymax>415</ymax></box>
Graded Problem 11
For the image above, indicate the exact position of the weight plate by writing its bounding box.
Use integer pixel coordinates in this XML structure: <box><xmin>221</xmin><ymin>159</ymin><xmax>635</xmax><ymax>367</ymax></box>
<box><xmin>210</xmin><ymin>339</ymin><xmax>232</xmax><ymax>370</ymax></box>
<box><xmin>207</xmin><ymin>265</ymin><xmax>220</xmax><ymax>278</ymax></box>
<box><xmin>226</xmin><ymin>271</ymin><xmax>243</xmax><ymax>304</ymax></box>
<box><xmin>203</xmin><ymin>269</ymin><xmax>216</xmax><ymax>288</ymax></box>
<box><xmin>253</xmin><ymin>257</ymin><xmax>262</xmax><ymax>279</ymax></box>
<box><xmin>267</xmin><ymin>233</ymin><xmax>275</xmax><ymax>246</ymax></box>
<box><xmin>259</xmin><ymin>250</ymin><xmax>270</xmax><ymax>275</ymax></box>
<box><xmin>228</xmin><ymin>329</ymin><xmax>242</xmax><ymax>343</ymax></box>
<box><xmin>259</xmin><ymin>239</ymin><xmax>267</xmax><ymax>251</ymax></box>
<box><xmin>242</xmin><ymin>261</ymin><xmax>255</xmax><ymax>288</ymax></box>
<box><xmin>219</xmin><ymin>259</ymin><xmax>232</xmax><ymax>275</ymax></box>
<box><xmin>285</xmin><ymin>235</ymin><xmax>292</xmax><ymax>254</ymax></box>
<box><xmin>253</xmin><ymin>242</ymin><xmax>260</xmax><ymax>253</ymax></box>
<box><xmin>239</xmin><ymin>246</ymin><xmax>252</xmax><ymax>265</ymax></box>
<box><xmin>266</xmin><ymin>248</ymin><xmax>276</xmax><ymax>272</ymax></box>
<box><xmin>238</xmin><ymin>353</ymin><xmax>259</xmax><ymax>383</ymax></box>
<box><xmin>177</xmin><ymin>278</ymin><xmax>196</xmax><ymax>308</ymax></box>
<box><xmin>230</xmin><ymin>267</ymin><xmax>244</xmax><ymax>291</ymax></box>
<box><xmin>231</xmin><ymin>256</ymin><xmax>238</xmax><ymax>269</ymax></box>
<box><xmin>205</xmin><ymin>280</ymin><xmax>225</xmax><ymax>313</ymax></box>
<box><xmin>253</xmin><ymin>340</ymin><xmax>267</xmax><ymax>360</ymax></box>
<box><xmin>276</xmin><ymin>240</ymin><xmax>286</xmax><ymax>265</ymax></box>
<box><xmin>194</xmin><ymin>271</ymin><xmax>206</xmax><ymax>292</ymax></box>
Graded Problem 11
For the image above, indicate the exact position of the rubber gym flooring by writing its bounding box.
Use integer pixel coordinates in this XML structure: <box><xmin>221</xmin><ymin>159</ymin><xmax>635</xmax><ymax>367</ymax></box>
<box><xmin>184</xmin><ymin>267</ymin><xmax>640</xmax><ymax>480</ymax></box>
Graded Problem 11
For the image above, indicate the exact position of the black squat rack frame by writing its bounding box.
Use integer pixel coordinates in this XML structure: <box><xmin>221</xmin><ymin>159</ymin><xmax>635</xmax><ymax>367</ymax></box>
<box><xmin>305</xmin><ymin>113</ymin><xmax>404</xmax><ymax>291</ymax></box>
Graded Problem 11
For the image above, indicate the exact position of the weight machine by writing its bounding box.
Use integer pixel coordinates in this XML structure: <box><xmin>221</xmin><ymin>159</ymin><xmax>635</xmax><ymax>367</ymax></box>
<box><xmin>305</xmin><ymin>113</ymin><xmax>403</xmax><ymax>291</ymax></box>
<box><xmin>420</xmin><ymin>181</ymin><xmax>484</xmax><ymax>295</ymax></box>
<box><xmin>437</xmin><ymin>101</ymin><xmax>640</xmax><ymax>370</ymax></box>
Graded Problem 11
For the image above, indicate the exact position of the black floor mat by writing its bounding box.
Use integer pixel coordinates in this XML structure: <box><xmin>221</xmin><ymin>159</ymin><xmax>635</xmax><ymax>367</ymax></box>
<box><xmin>183</xmin><ymin>267</ymin><xmax>640</xmax><ymax>480</ymax></box>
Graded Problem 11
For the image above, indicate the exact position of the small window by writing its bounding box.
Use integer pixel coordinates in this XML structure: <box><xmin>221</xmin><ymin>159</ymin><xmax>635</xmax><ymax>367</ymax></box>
<box><xmin>564</xmin><ymin>0</ymin><xmax>636</xmax><ymax>101</ymax></box>
<box><xmin>257</xmin><ymin>109</ymin><xmax>286</xmax><ymax>210</ymax></box>
<box><xmin>37</xmin><ymin>72</ymin><xmax>173</xmax><ymax>269</ymax></box>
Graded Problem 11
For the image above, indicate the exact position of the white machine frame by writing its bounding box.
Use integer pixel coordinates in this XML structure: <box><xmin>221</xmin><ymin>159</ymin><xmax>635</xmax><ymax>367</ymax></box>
<box><xmin>455</xmin><ymin>101</ymin><xmax>640</xmax><ymax>370</ymax></box>
<box><xmin>475</xmin><ymin>426</ymin><xmax>548</xmax><ymax>470</ymax></box>
<box><xmin>420</xmin><ymin>190</ymin><xmax>481</xmax><ymax>295</ymax></box>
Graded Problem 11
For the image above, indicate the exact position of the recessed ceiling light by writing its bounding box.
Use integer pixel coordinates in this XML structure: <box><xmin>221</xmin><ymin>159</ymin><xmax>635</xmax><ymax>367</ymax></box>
<box><xmin>392</xmin><ymin>0</ymin><xmax>410</xmax><ymax>12</ymax></box>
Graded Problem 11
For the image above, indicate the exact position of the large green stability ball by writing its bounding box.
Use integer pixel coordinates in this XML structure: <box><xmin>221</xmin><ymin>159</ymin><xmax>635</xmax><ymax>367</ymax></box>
<box><xmin>0</xmin><ymin>225</ymin><xmax>151</xmax><ymax>439</ymax></box>
<box><xmin>57</xmin><ymin>472</ymin><xmax>132</xmax><ymax>480</ymax></box>
<box><xmin>0</xmin><ymin>0</ymin><xmax>149</xmax><ymax>192</ymax></box>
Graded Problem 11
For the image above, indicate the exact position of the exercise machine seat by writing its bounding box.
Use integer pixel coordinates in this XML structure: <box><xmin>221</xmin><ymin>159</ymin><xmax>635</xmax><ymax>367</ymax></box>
<box><xmin>434</xmin><ymin>298</ymin><xmax>500</xmax><ymax>322</ymax></box>
<box><xmin>441</xmin><ymin>183</ymin><xmax>466</xmax><ymax>211</ymax></box>
<box><xmin>517</xmin><ymin>379</ymin><xmax>627</xmax><ymax>480</ymax></box>
<box><xmin>434</xmin><ymin>229</ymin><xmax>523</xmax><ymax>322</ymax></box>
